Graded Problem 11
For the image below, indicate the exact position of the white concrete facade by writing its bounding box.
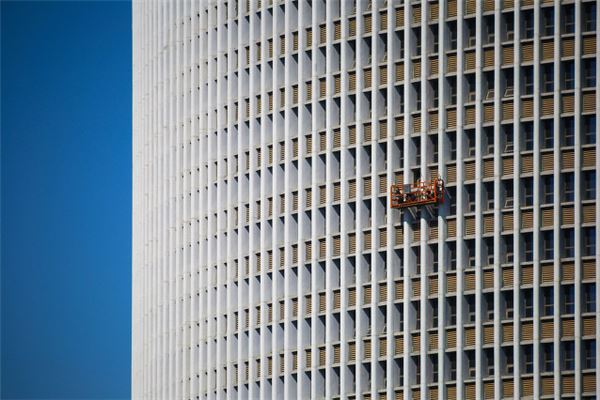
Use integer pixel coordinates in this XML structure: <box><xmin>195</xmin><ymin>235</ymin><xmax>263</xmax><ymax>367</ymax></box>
<box><xmin>132</xmin><ymin>1</ymin><xmax>599</xmax><ymax>399</ymax></box>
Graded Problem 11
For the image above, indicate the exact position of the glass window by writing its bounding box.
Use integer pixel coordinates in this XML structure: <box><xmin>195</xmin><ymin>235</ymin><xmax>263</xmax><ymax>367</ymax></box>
<box><xmin>583</xmin><ymin>116</ymin><xmax>596</xmax><ymax>145</ymax></box>
<box><xmin>522</xmin><ymin>11</ymin><xmax>534</xmax><ymax>39</ymax></box>
<box><xmin>563</xmin><ymin>117</ymin><xmax>575</xmax><ymax>146</ymax></box>
<box><xmin>583</xmin><ymin>171</ymin><xmax>596</xmax><ymax>200</ymax></box>
<box><xmin>542</xmin><ymin>120</ymin><xmax>554</xmax><ymax>148</ymax></box>
<box><xmin>543</xmin><ymin>287</ymin><xmax>554</xmax><ymax>316</ymax></box>
<box><xmin>523</xmin><ymin>345</ymin><xmax>534</xmax><ymax>373</ymax></box>
<box><xmin>584</xmin><ymin>284</ymin><xmax>596</xmax><ymax>313</ymax></box>
<box><xmin>542</xmin><ymin>8</ymin><xmax>554</xmax><ymax>36</ymax></box>
<box><xmin>543</xmin><ymin>231</ymin><xmax>554</xmax><ymax>260</ymax></box>
<box><xmin>523</xmin><ymin>123</ymin><xmax>534</xmax><ymax>150</ymax></box>
<box><xmin>584</xmin><ymin>340</ymin><xmax>596</xmax><ymax>369</ymax></box>
<box><xmin>563</xmin><ymin>173</ymin><xmax>575</xmax><ymax>202</ymax></box>
<box><xmin>542</xmin><ymin>64</ymin><xmax>553</xmax><ymax>92</ymax></box>
<box><xmin>563</xmin><ymin>285</ymin><xmax>575</xmax><ymax>314</ymax></box>
<box><xmin>562</xmin><ymin>5</ymin><xmax>575</xmax><ymax>33</ymax></box>
<box><xmin>543</xmin><ymin>344</ymin><xmax>554</xmax><ymax>372</ymax></box>
<box><xmin>522</xmin><ymin>288</ymin><xmax>534</xmax><ymax>317</ymax></box>
<box><xmin>583</xmin><ymin>60</ymin><xmax>596</xmax><ymax>88</ymax></box>
<box><xmin>543</xmin><ymin>176</ymin><xmax>554</xmax><ymax>204</ymax></box>
<box><xmin>583</xmin><ymin>228</ymin><xmax>596</xmax><ymax>257</ymax></box>
<box><xmin>583</xmin><ymin>3</ymin><xmax>597</xmax><ymax>32</ymax></box>
<box><xmin>563</xmin><ymin>61</ymin><xmax>575</xmax><ymax>90</ymax></box>
<box><xmin>563</xmin><ymin>341</ymin><xmax>575</xmax><ymax>370</ymax></box>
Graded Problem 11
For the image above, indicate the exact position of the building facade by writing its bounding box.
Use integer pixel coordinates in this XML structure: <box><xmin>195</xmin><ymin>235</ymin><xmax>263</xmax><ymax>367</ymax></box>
<box><xmin>132</xmin><ymin>0</ymin><xmax>599</xmax><ymax>399</ymax></box>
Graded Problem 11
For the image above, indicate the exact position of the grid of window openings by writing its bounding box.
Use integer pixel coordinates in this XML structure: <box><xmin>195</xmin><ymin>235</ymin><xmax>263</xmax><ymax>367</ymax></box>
<box><xmin>132</xmin><ymin>0</ymin><xmax>599</xmax><ymax>399</ymax></box>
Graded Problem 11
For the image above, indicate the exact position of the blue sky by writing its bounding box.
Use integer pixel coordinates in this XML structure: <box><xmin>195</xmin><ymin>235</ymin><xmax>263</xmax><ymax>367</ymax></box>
<box><xmin>1</xmin><ymin>1</ymin><xmax>131</xmax><ymax>398</ymax></box>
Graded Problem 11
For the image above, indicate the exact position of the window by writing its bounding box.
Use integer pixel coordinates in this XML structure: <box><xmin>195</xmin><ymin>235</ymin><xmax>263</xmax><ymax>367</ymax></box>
<box><xmin>563</xmin><ymin>229</ymin><xmax>575</xmax><ymax>258</ymax></box>
<box><xmin>522</xmin><ymin>123</ymin><xmax>534</xmax><ymax>151</ymax></box>
<box><xmin>583</xmin><ymin>228</ymin><xmax>596</xmax><ymax>257</ymax></box>
<box><xmin>583</xmin><ymin>284</ymin><xmax>596</xmax><ymax>313</ymax></box>
<box><xmin>448</xmin><ymin>22</ymin><xmax>457</xmax><ymax>50</ymax></box>
<box><xmin>431</xmin><ymin>299</ymin><xmax>438</xmax><ymax>326</ymax></box>
<box><xmin>542</xmin><ymin>64</ymin><xmax>553</xmax><ymax>92</ymax></box>
<box><xmin>543</xmin><ymin>176</ymin><xmax>554</xmax><ymax>204</ymax></box>
<box><xmin>523</xmin><ymin>345</ymin><xmax>534</xmax><ymax>373</ymax></box>
<box><xmin>448</xmin><ymin>298</ymin><xmax>457</xmax><ymax>325</ymax></box>
<box><xmin>485</xmin><ymin>183</ymin><xmax>494</xmax><ymax>211</ymax></box>
<box><xmin>563</xmin><ymin>285</ymin><xmax>575</xmax><ymax>314</ymax></box>
<box><xmin>448</xmin><ymin>352</ymin><xmax>457</xmax><ymax>380</ymax></box>
<box><xmin>504</xmin><ymin>126</ymin><xmax>514</xmax><ymax>153</ymax></box>
<box><xmin>466</xmin><ymin>185</ymin><xmax>476</xmax><ymax>213</ymax></box>
<box><xmin>542</xmin><ymin>231</ymin><xmax>553</xmax><ymax>260</ymax></box>
<box><xmin>540</xmin><ymin>120</ymin><xmax>553</xmax><ymax>149</ymax></box>
<box><xmin>505</xmin><ymin>237</ymin><xmax>514</xmax><ymax>263</ymax></box>
<box><xmin>484</xmin><ymin>16</ymin><xmax>495</xmax><ymax>44</ymax></box>
<box><xmin>542</xmin><ymin>287</ymin><xmax>554</xmax><ymax>316</ymax></box>
<box><xmin>467</xmin><ymin>295</ymin><xmax>476</xmax><ymax>323</ymax></box>
<box><xmin>504</xmin><ymin>291</ymin><xmax>514</xmax><ymax>319</ymax></box>
<box><xmin>582</xmin><ymin>116</ymin><xmax>596</xmax><ymax>145</ymax></box>
<box><xmin>485</xmin><ymin>128</ymin><xmax>494</xmax><ymax>155</ymax></box>
<box><xmin>505</xmin><ymin>348</ymin><xmax>514</xmax><ymax>373</ymax></box>
<box><xmin>523</xmin><ymin>178</ymin><xmax>533</xmax><ymax>207</ymax></box>
<box><xmin>466</xmin><ymin>351</ymin><xmax>476</xmax><ymax>378</ymax></box>
<box><xmin>563</xmin><ymin>117</ymin><xmax>575</xmax><ymax>146</ymax></box>
<box><xmin>584</xmin><ymin>340</ymin><xmax>596</xmax><ymax>369</ymax></box>
<box><xmin>431</xmin><ymin>356</ymin><xmax>438</xmax><ymax>381</ymax></box>
<box><xmin>504</xmin><ymin>13</ymin><xmax>514</xmax><ymax>40</ymax></box>
<box><xmin>466</xmin><ymin>130</ymin><xmax>476</xmax><ymax>157</ymax></box>
<box><xmin>563</xmin><ymin>61</ymin><xmax>575</xmax><ymax>90</ymax></box>
<box><xmin>448</xmin><ymin>132</ymin><xmax>457</xmax><ymax>160</ymax></box>
<box><xmin>562</xmin><ymin>4</ymin><xmax>575</xmax><ymax>34</ymax></box>
<box><xmin>583</xmin><ymin>3</ymin><xmax>597</xmax><ymax>32</ymax></box>
<box><xmin>522</xmin><ymin>288</ymin><xmax>533</xmax><ymax>318</ymax></box>
<box><xmin>542</xmin><ymin>7</ymin><xmax>554</xmax><ymax>36</ymax></box>
<box><xmin>448</xmin><ymin>77</ymin><xmax>457</xmax><ymax>105</ymax></box>
<box><xmin>543</xmin><ymin>344</ymin><xmax>554</xmax><ymax>372</ymax></box>
<box><xmin>522</xmin><ymin>10</ymin><xmax>534</xmax><ymax>39</ymax></box>
<box><xmin>563</xmin><ymin>341</ymin><xmax>575</xmax><ymax>370</ymax></box>
<box><xmin>563</xmin><ymin>173</ymin><xmax>574</xmax><ymax>202</ymax></box>
<box><xmin>583</xmin><ymin>171</ymin><xmax>596</xmax><ymax>200</ymax></box>
<box><xmin>583</xmin><ymin>60</ymin><xmax>596</xmax><ymax>88</ymax></box>
<box><xmin>523</xmin><ymin>67</ymin><xmax>534</xmax><ymax>95</ymax></box>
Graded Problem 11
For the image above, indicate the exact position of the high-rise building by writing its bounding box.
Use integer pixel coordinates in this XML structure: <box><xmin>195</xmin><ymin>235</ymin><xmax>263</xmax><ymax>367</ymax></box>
<box><xmin>132</xmin><ymin>1</ymin><xmax>599</xmax><ymax>399</ymax></box>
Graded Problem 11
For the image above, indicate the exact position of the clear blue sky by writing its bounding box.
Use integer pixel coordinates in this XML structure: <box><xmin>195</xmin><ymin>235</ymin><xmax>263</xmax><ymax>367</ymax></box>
<box><xmin>1</xmin><ymin>1</ymin><xmax>131</xmax><ymax>398</ymax></box>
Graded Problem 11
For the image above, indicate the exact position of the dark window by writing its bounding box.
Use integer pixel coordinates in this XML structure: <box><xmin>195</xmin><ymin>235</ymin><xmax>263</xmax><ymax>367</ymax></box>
<box><xmin>584</xmin><ymin>340</ymin><xmax>596</xmax><ymax>369</ymax></box>
<box><xmin>563</xmin><ymin>341</ymin><xmax>575</xmax><ymax>370</ymax></box>
<box><xmin>542</xmin><ymin>287</ymin><xmax>554</xmax><ymax>316</ymax></box>
<box><xmin>583</xmin><ymin>3</ymin><xmax>597</xmax><ymax>32</ymax></box>
<box><xmin>542</xmin><ymin>120</ymin><xmax>554</xmax><ymax>148</ymax></box>
<box><xmin>523</xmin><ymin>122</ymin><xmax>534</xmax><ymax>151</ymax></box>
<box><xmin>563</xmin><ymin>117</ymin><xmax>575</xmax><ymax>146</ymax></box>
<box><xmin>583</xmin><ymin>116</ymin><xmax>596</xmax><ymax>145</ymax></box>
<box><xmin>583</xmin><ymin>60</ymin><xmax>596</xmax><ymax>88</ymax></box>
<box><xmin>543</xmin><ymin>343</ymin><xmax>554</xmax><ymax>372</ymax></box>
<box><xmin>542</xmin><ymin>8</ymin><xmax>554</xmax><ymax>36</ymax></box>
<box><xmin>523</xmin><ymin>345</ymin><xmax>534</xmax><ymax>373</ymax></box>
<box><xmin>583</xmin><ymin>171</ymin><xmax>596</xmax><ymax>200</ymax></box>
<box><xmin>563</xmin><ymin>285</ymin><xmax>575</xmax><ymax>314</ymax></box>
<box><xmin>522</xmin><ymin>288</ymin><xmax>534</xmax><ymax>318</ymax></box>
<box><xmin>563</xmin><ymin>173</ymin><xmax>575</xmax><ymax>202</ymax></box>
<box><xmin>584</xmin><ymin>284</ymin><xmax>596</xmax><ymax>313</ymax></box>
<box><xmin>563</xmin><ymin>61</ymin><xmax>575</xmax><ymax>90</ymax></box>
<box><xmin>522</xmin><ymin>10</ymin><xmax>534</xmax><ymax>39</ymax></box>
<box><xmin>583</xmin><ymin>228</ymin><xmax>596</xmax><ymax>257</ymax></box>
<box><xmin>543</xmin><ymin>231</ymin><xmax>553</xmax><ymax>260</ymax></box>
<box><xmin>562</xmin><ymin>5</ymin><xmax>575</xmax><ymax>33</ymax></box>
<box><xmin>543</xmin><ymin>175</ymin><xmax>554</xmax><ymax>204</ymax></box>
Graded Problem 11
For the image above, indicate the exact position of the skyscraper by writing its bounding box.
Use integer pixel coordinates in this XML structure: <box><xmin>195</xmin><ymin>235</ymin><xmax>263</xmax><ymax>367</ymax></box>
<box><xmin>132</xmin><ymin>1</ymin><xmax>599</xmax><ymax>399</ymax></box>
